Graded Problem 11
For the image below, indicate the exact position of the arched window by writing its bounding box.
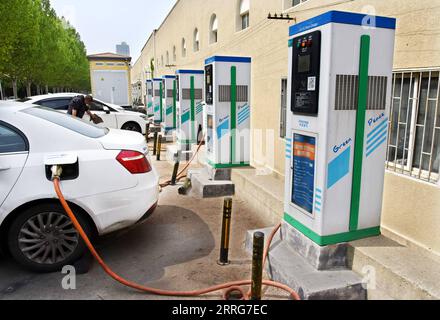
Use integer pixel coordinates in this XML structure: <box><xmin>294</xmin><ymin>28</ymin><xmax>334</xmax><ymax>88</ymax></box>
<box><xmin>239</xmin><ymin>0</ymin><xmax>250</xmax><ymax>30</ymax></box>
<box><xmin>173</xmin><ymin>46</ymin><xmax>177</xmax><ymax>61</ymax></box>
<box><xmin>166</xmin><ymin>51</ymin><xmax>169</xmax><ymax>66</ymax></box>
<box><xmin>193</xmin><ymin>28</ymin><xmax>200</xmax><ymax>52</ymax></box>
<box><xmin>161</xmin><ymin>55</ymin><xmax>164</xmax><ymax>67</ymax></box>
<box><xmin>182</xmin><ymin>38</ymin><xmax>187</xmax><ymax>57</ymax></box>
<box><xmin>209</xmin><ymin>14</ymin><xmax>218</xmax><ymax>44</ymax></box>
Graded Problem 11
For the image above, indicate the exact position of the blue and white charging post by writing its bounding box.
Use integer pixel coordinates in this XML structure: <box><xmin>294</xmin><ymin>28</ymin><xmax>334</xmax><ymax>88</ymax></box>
<box><xmin>146</xmin><ymin>79</ymin><xmax>154</xmax><ymax>118</ymax></box>
<box><xmin>284</xmin><ymin>11</ymin><xmax>396</xmax><ymax>246</ymax></box>
<box><xmin>255</xmin><ymin>11</ymin><xmax>396</xmax><ymax>299</ymax></box>
<box><xmin>161</xmin><ymin>75</ymin><xmax>177</xmax><ymax>141</ymax></box>
<box><xmin>152</xmin><ymin>78</ymin><xmax>163</xmax><ymax>124</ymax></box>
<box><xmin>204</xmin><ymin>56</ymin><xmax>251</xmax><ymax>169</ymax></box>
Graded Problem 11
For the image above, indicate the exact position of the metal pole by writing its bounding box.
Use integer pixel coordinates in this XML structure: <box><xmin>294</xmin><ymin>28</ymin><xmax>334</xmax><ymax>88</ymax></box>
<box><xmin>251</xmin><ymin>231</ymin><xmax>265</xmax><ymax>300</ymax></box>
<box><xmin>171</xmin><ymin>152</ymin><xmax>180</xmax><ymax>185</ymax></box>
<box><xmin>218</xmin><ymin>197</ymin><xmax>233</xmax><ymax>266</ymax></box>
<box><xmin>145</xmin><ymin>123</ymin><xmax>150</xmax><ymax>143</ymax></box>
<box><xmin>156</xmin><ymin>135</ymin><xmax>162</xmax><ymax>161</ymax></box>
<box><xmin>153</xmin><ymin>132</ymin><xmax>158</xmax><ymax>156</ymax></box>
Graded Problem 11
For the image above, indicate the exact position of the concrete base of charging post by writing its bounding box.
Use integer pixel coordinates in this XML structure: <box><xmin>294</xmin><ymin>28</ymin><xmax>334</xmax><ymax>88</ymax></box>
<box><xmin>187</xmin><ymin>167</ymin><xmax>235</xmax><ymax>198</ymax></box>
<box><xmin>245</xmin><ymin>222</ymin><xmax>367</xmax><ymax>300</ymax></box>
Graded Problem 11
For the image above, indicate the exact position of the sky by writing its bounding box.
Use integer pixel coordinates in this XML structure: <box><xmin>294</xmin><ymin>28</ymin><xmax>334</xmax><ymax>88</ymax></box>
<box><xmin>50</xmin><ymin>0</ymin><xmax>176</xmax><ymax>62</ymax></box>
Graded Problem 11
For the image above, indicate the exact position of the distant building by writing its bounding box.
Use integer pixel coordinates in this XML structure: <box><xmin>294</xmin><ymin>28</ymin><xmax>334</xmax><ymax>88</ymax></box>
<box><xmin>87</xmin><ymin>52</ymin><xmax>132</xmax><ymax>106</ymax></box>
<box><xmin>116</xmin><ymin>42</ymin><xmax>130</xmax><ymax>56</ymax></box>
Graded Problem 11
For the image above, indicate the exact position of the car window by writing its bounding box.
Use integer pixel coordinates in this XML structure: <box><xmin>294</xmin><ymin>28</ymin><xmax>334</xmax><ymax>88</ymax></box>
<box><xmin>0</xmin><ymin>122</ymin><xmax>28</xmax><ymax>153</ymax></box>
<box><xmin>21</xmin><ymin>107</ymin><xmax>109</xmax><ymax>138</ymax></box>
<box><xmin>90</xmin><ymin>101</ymin><xmax>115</xmax><ymax>112</ymax></box>
<box><xmin>37</xmin><ymin>98</ymin><xmax>72</xmax><ymax>110</ymax></box>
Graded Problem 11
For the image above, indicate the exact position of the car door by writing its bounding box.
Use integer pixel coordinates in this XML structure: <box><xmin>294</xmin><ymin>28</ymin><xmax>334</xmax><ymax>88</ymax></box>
<box><xmin>84</xmin><ymin>101</ymin><xmax>118</xmax><ymax>129</ymax></box>
<box><xmin>0</xmin><ymin>122</ymin><xmax>29</xmax><ymax>207</ymax></box>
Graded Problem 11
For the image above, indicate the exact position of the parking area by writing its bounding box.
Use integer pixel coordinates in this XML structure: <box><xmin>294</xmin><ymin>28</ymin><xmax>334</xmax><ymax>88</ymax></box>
<box><xmin>0</xmin><ymin>149</ymin><xmax>284</xmax><ymax>300</ymax></box>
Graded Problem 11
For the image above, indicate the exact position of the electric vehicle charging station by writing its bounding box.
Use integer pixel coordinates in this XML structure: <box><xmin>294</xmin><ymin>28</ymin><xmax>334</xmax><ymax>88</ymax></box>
<box><xmin>146</xmin><ymin>80</ymin><xmax>154</xmax><ymax>118</ymax></box>
<box><xmin>175</xmin><ymin>69</ymin><xmax>205</xmax><ymax>148</ymax></box>
<box><xmin>283</xmin><ymin>11</ymin><xmax>396</xmax><ymax>247</ymax></box>
<box><xmin>244</xmin><ymin>11</ymin><xmax>397</xmax><ymax>299</ymax></box>
<box><xmin>152</xmin><ymin>78</ymin><xmax>163</xmax><ymax>124</ymax></box>
<box><xmin>162</xmin><ymin>75</ymin><xmax>177</xmax><ymax>141</ymax></box>
<box><xmin>204</xmin><ymin>56</ymin><xmax>251</xmax><ymax>169</ymax></box>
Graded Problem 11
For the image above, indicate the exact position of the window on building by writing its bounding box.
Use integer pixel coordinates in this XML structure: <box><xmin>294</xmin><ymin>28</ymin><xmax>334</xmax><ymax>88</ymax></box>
<box><xmin>182</xmin><ymin>38</ymin><xmax>187</xmax><ymax>57</ymax></box>
<box><xmin>173</xmin><ymin>46</ymin><xmax>177</xmax><ymax>61</ymax></box>
<box><xmin>386</xmin><ymin>70</ymin><xmax>440</xmax><ymax>183</ymax></box>
<box><xmin>210</xmin><ymin>14</ymin><xmax>218</xmax><ymax>44</ymax></box>
<box><xmin>239</xmin><ymin>0</ymin><xmax>250</xmax><ymax>30</ymax></box>
<box><xmin>283</xmin><ymin>0</ymin><xmax>308</xmax><ymax>10</ymax></box>
<box><xmin>280</xmin><ymin>78</ymin><xmax>288</xmax><ymax>139</ymax></box>
<box><xmin>193</xmin><ymin>28</ymin><xmax>200</xmax><ymax>52</ymax></box>
<box><xmin>161</xmin><ymin>55</ymin><xmax>164</xmax><ymax>67</ymax></box>
<box><xmin>166</xmin><ymin>51</ymin><xmax>169</xmax><ymax>66</ymax></box>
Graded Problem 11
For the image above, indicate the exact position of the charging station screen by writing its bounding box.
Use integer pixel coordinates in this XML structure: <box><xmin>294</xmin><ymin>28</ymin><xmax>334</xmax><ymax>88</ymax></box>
<box><xmin>292</xmin><ymin>134</ymin><xmax>316</xmax><ymax>215</ymax></box>
<box><xmin>298</xmin><ymin>55</ymin><xmax>311</xmax><ymax>73</ymax></box>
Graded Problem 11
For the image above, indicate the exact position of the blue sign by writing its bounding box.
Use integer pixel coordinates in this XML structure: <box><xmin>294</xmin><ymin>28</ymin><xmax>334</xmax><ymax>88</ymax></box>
<box><xmin>292</xmin><ymin>134</ymin><xmax>316</xmax><ymax>215</ymax></box>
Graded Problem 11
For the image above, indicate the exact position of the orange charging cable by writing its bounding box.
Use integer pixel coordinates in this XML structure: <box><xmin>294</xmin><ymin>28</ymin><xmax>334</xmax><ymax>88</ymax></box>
<box><xmin>53</xmin><ymin>178</ymin><xmax>299</xmax><ymax>300</ymax></box>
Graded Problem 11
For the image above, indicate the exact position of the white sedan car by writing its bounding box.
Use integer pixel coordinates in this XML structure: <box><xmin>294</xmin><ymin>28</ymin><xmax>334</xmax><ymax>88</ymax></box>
<box><xmin>0</xmin><ymin>102</ymin><xmax>159</xmax><ymax>272</ymax></box>
<box><xmin>22</xmin><ymin>93</ymin><xmax>149</xmax><ymax>134</ymax></box>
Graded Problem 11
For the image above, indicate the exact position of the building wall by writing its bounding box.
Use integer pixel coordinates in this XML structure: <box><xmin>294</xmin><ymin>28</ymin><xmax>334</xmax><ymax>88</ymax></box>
<box><xmin>131</xmin><ymin>0</ymin><xmax>440</xmax><ymax>256</ymax></box>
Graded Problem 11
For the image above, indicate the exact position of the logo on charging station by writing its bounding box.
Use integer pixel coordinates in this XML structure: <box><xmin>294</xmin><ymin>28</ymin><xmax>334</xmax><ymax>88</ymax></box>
<box><xmin>368</xmin><ymin>112</ymin><xmax>386</xmax><ymax>127</ymax></box>
<box><xmin>333</xmin><ymin>138</ymin><xmax>352</xmax><ymax>154</ymax></box>
<box><xmin>298</xmin><ymin>120</ymin><xmax>309</xmax><ymax>129</ymax></box>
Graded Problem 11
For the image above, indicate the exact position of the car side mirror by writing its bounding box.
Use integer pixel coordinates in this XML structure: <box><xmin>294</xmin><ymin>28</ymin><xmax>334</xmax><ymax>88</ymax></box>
<box><xmin>103</xmin><ymin>106</ymin><xmax>111</xmax><ymax>114</ymax></box>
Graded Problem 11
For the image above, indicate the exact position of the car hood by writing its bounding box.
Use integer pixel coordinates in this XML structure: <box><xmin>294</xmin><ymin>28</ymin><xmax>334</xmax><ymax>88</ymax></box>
<box><xmin>97</xmin><ymin>129</ymin><xmax>148</xmax><ymax>154</ymax></box>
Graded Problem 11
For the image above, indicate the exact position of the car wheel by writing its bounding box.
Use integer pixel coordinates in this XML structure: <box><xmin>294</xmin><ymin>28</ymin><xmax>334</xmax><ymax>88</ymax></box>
<box><xmin>8</xmin><ymin>203</ymin><xmax>91</xmax><ymax>273</ymax></box>
<box><xmin>121</xmin><ymin>122</ymin><xmax>142</xmax><ymax>133</ymax></box>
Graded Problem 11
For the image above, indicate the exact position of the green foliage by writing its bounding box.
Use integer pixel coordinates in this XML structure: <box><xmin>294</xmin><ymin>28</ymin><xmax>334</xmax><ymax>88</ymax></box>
<box><xmin>0</xmin><ymin>0</ymin><xmax>90</xmax><ymax>93</ymax></box>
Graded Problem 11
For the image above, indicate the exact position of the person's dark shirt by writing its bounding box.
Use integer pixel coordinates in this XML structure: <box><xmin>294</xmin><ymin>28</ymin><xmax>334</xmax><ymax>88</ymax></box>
<box><xmin>68</xmin><ymin>96</ymin><xmax>89</xmax><ymax>119</ymax></box>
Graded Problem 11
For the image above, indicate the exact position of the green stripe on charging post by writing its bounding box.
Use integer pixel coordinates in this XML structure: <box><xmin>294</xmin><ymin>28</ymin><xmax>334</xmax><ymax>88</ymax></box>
<box><xmin>159</xmin><ymin>82</ymin><xmax>163</xmax><ymax>122</ymax></box>
<box><xmin>230</xmin><ymin>66</ymin><xmax>237</xmax><ymax>165</ymax></box>
<box><xmin>349</xmin><ymin>35</ymin><xmax>371</xmax><ymax>232</ymax></box>
<box><xmin>190</xmin><ymin>76</ymin><xmax>196</xmax><ymax>142</ymax></box>
<box><xmin>173</xmin><ymin>80</ymin><xmax>177</xmax><ymax>128</ymax></box>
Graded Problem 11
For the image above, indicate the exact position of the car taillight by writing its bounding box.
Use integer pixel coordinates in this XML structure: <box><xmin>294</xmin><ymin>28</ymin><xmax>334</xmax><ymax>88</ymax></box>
<box><xmin>116</xmin><ymin>150</ymin><xmax>152</xmax><ymax>174</ymax></box>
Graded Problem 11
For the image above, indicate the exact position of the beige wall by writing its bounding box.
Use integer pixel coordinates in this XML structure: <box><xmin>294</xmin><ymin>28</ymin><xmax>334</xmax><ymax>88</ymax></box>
<box><xmin>382</xmin><ymin>172</ymin><xmax>440</xmax><ymax>256</ymax></box>
<box><xmin>132</xmin><ymin>0</ymin><xmax>440</xmax><ymax>254</ymax></box>
<box><xmin>132</xmin><ymin>0</ymin><xmax>440</xmax><ymax>174</ymax></box>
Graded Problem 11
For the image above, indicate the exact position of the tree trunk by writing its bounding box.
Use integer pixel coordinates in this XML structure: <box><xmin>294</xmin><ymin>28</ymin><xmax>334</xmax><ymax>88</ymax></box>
<box><xmin>26</xmin><ymin>82</ymin><xmax>32</xmax><ymax>97</ymax></box>
<box><xmin>0</xmin><ymin>80</ymin><xmax>3</xmax><ymax>100</ymax></box>
<box><xmin>45</xmin><ymin>85</ymin><xmax>49</xmax><ymax>94</ymax></box>
<box><xmin>12</xmin><ymin>79</ymin><xmax>18</xmax><ymax>98</ymax></box>
<box><xmin>36</xmin><ymin>84</ymin><xmax>40</xmax><ymax>95</ymax></box>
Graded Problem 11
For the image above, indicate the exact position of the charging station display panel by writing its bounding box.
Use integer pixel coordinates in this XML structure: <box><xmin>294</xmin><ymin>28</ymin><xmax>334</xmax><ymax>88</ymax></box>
<box><xmin>205</xmin><ymin>64</ymin><xmax>213</xmax><ymax>105</ymax></box>
<box><xmin>291</xmin><ymin>133</ymin><xmax>316</xmax><ymax>215</ymax></box>
<box><xmin>291</xmin><ymin>30</ymin><xmax>321</xmax><ymax>115</ymax></box>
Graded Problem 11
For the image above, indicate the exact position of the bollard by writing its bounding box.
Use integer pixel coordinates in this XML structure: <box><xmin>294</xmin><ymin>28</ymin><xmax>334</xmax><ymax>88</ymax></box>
<box><xmin>178</xmin><ymin>177</ymin><xmax>191</xmax><ymax>195</ymax></box>
<box><xmin>171</xmin><ymin>152</ymin><xmax>180</xmax><ymax>185</ymax></box>
<box><xmin>156</xmin><ymin>135</ymin><xmax>162</xmax><ymax>161</ymax></box>
<box><xmin>251</xmin><ymin>231</ymin><xmax>265</xmax><ymax>300</ymax></box>
<box><xmin>218</xmin><ymin>197</ymin><xmax>233</xmax><ymax>266</ymax></box>
<box><xmin>153</xmin><ymin>132</ymin><xmax>158</xmax><ymax>156</ymax></box>
<box><xmin>145</xmin><ymin>123</ymin><xmax>150</xmax><ymax>143</ymax></box>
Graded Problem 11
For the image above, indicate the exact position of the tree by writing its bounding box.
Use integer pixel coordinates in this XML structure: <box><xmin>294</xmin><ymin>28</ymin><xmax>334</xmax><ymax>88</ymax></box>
<box><xmin>0</xmin><ymin>0</ymin><xmax>90</xmax><ymax>98</ymax></box>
